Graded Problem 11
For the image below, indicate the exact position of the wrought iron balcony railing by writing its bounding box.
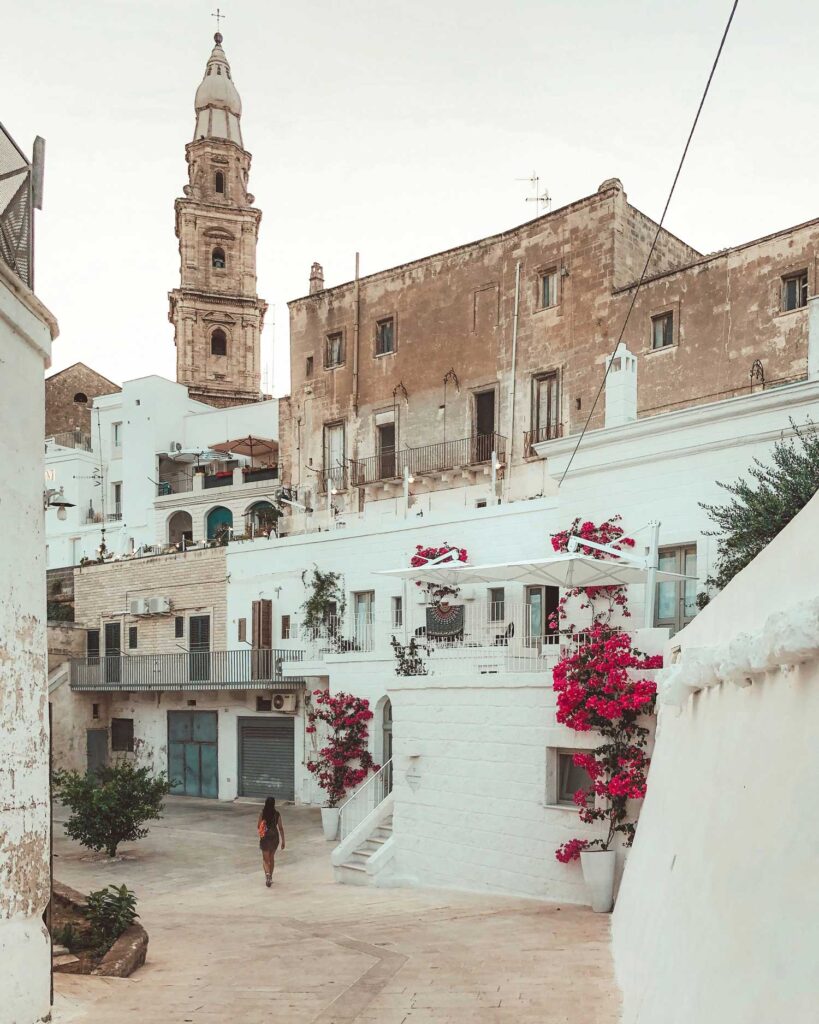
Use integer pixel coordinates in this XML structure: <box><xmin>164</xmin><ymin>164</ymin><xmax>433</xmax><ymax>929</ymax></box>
<box><xmin>523</xmin><ymin>423</ymin><xmax>563</xmax><ymax>458</ymax></box>
<box><xmin>69</xmin><ymin>647</ymin><xmax>305</xmax><ymax>691</ymax></box>
<box><xmin>350</xmin><ymin>432</ymin><xmax>507</xmax><ymax>486</ymax></box>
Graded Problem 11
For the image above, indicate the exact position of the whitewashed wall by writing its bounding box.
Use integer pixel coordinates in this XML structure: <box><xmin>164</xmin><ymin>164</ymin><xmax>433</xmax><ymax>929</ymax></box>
<box><xmin>612</xmin><ymin>493</ymin><xmax>819</xmax><ymax>1024</ymax></box>
<box><xmin>0</xmin><ymin>263</ymin><xmax>56</xmax><ymax>1024</ymax></box>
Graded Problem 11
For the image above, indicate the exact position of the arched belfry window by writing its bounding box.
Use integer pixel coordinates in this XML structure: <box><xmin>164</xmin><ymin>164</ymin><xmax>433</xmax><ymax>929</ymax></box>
<box><xmin>211</xmin><ymin>328</ymin><xmax>227</xmax><ymax>357</ymax></box>
<box><xmin>212</xmin><ymin>247</ymin><xmax>225</xmax><ymax>269</ymax></box>
<box><xmin>73</xmin><ymin>392</ymin><xmax>88</xmax><ymax>404</ymax></box>
<box><xmin>215</xmin><ymin>171</ymin><xmax>224</xmax><ymax>194</ymax></box>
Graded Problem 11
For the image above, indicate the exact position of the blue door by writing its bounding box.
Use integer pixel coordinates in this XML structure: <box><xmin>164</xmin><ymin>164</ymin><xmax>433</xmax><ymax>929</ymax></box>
<box><xmin>168</xmin><ymin>711</ymin><xmax>218</xmax><ymax>797</ymax></box>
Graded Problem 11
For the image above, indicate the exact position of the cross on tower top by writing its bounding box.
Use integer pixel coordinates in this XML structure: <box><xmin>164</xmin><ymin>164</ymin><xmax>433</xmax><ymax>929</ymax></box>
<box><xmin>212</xmin><ymin>7</ymin><xmax>225</xmax><ymax>39</ymax></box>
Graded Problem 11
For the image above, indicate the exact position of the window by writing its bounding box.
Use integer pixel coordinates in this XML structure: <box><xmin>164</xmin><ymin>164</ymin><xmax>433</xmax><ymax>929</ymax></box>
<box><xmin>215</xmin><ymin>171</ymin><xmax>225</xmax><ymax>194</ymax></box>
<box><xmin>92</xmin><ymin>703</ymin><xmax>100</xmax><ymax>720</ymax></box>
<box><xmin>782</xmin><ymin>270</ymin><xmax>808</xmax><ymax>311</ymax></box>
<box><xmin>238</xmin><ymin>618</ymin><xmax>247</xmax><ymax>643</ymax></box>
<box><xmin>111</xmin><ymin>718</ymin><xmax>134</xmax><ymax>753</ymax></box>
<box><xmin>391</xmin><ymin>596</ymin><xmax>403</xmax><ymax>629</ymax></box>
<box><xmin>476</xmin><ymin>499</ymin><xmax>488</xmax><ymax>509</ymax></box>
<box><xmin>557</xmin><ymin>751</ymin><xmax>593</xmax><ymax>806</ymax></box>
<box><xmin>73</xmin><ymin>392</ymin><xmax>87</xmax><ymax>404</ymax></box>
<box><xmin>112</xmin><ymin>482</ymin><xmax>122</xmax><ymax>519</ymax></box>
<box><xmin>212</xmin><ymin>247</ymin><xmax>226</xmax><ymax>269</ymax></box>
<box><xmin>112</xmin><ymin>422</ymin><xmax>122</xmax><ymax>448</ymax></box>
<box><xmin>175</xmin><ymin>616</ymin><xmax>185</xmax><ymax>638</ymax></box>
<box><xmin>87</xmin><ymin>629</ymin><xmax>100</xmax><ymax>660</ymax></box>
<box><xmin>323</xmin><ymin>422</ymin><xmax>345</xmax><ymax>490</ymax></box>
<box><xmin>305</xmin><ymin>356</ymin><xmax>314</xmax><ymax>378</ymax></box>
<box><xmin>532</xmin><ymin>372</ymin><xmax>560</xmax><ymax>443</ymax></box>
<box><xmin>540</xmin><ymin>269</ymin><xmax>558</xmax><ymax>309</ymax></box>
<box><xmin>256</xmin><ymin>696</ymin><xmax>273</xmax><ymax>712</ymax></box>
<box><xmin>128</xmin><ymin>626</ymin><xmax>138</xmax><ymax>650</ymax></box>
<box><xmin>375</xmin><ymin>317</ymin><xmax>395</xmax><ymax>356</ymax></box>
<box><xmin>655</xmin><ymin>544</ymin><xmax>697</xmax><ymax>635</ymax></box>
<box><xmin>211</xmin><ymin>328</ymin><xmax>227</xmax><ymax>357</ymax></box>
<box><xmin>281</xmin><ymin>614</ymin><xmax>291</xmax><ymax>640</ymax></box>
<box><xmin>488</xmin><ymin>587</ymin><xmax>505</xmax><ymax>623</ymax></box>
<box><xmin>651</xmin><ymin>311</ymin><xmax>674</xmax><ymax>350</ymax></box>
<box><xmin>353</xmin><ymin>592</ymin><xmax>375</xmax><ymax>632</ymax></box>
<box><xmin>377</xmin><ymin>422</ymin><xmax>396</xmax><ymax>479</ymax></box>
<box><xmin>324</xmin><ymin>332</ymin><xmax>344</xmax><ymax>368</ymax></box>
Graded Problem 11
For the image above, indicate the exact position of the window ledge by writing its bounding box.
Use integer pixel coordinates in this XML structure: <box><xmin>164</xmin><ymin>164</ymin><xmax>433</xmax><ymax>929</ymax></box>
<box><xmin>374</xmin><ymin>351</ymin><xmax>396</xmax><ymax>359</ymax></box>
<box><xmin>643</xmin><ymin>343</ymin><xmax>678</xmax><ymax>356</ymax></box>
<box><xmin>543</xmin><ymin>802</ymin><xmax>585</xmax><ymax>813</ymax></box>
<box><xmin>775</xmin><ymin>306</ymin><xmax>808</xmax><ymax>319</ymax></box>
<box><xmin>533</xmin><ymin>304</ymin><xmax>560</xmax><ymax>316</ymax></box>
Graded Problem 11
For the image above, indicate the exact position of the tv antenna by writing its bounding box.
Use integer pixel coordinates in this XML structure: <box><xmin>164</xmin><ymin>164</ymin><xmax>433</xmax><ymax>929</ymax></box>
<box><xmin>517</xmin><ymin>171</ymin><xmax>551</xmax><ymax>216</ymax></box>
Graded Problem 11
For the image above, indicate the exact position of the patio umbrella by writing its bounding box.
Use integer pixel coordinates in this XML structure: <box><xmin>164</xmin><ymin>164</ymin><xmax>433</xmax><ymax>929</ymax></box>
<box><xmin>210</xmin><ymin>435</ymin><xmax>279</xmax><ymax>466</ymax></box>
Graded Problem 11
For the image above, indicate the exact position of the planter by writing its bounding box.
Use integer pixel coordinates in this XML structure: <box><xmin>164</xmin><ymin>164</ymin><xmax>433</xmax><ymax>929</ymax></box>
<box><xmin>321</xmin><ymin>807</ymin><xmax>340</xmax><ymax>841</ymax></box>
<box><xmin>580</xmin><ymin>849</ymin><xmax>616</xmax><ymax>913</ymax></box>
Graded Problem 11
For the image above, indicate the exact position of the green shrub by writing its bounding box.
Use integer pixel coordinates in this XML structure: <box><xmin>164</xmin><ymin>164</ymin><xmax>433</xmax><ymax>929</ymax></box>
<box><xmin>53</xmin><ymin>922</ymin><xmax>82</xmax><ymax>951</ymax></box>
<box><xmin>86</xmin><ymin>884</ymin><xmax>138</xmax><ymax>948</ymax></box>
<box><xmin>53</xmin><ymin>759</ymin><xmax>171</xmax><ymax>857</ymax></box>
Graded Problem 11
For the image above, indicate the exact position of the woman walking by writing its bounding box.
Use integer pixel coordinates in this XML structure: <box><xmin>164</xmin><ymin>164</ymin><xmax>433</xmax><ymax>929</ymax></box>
<box><xmin>258</xmin><ymin>796</ymin><xmax>285</xmax><ymax>887</ymax></box>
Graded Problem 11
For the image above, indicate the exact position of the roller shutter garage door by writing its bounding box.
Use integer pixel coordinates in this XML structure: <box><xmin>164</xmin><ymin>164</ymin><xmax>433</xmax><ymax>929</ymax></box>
<box><xmin>238</xmin><ymin>716</ymin><xmax>295</xmax><ymax>799</ymax></box>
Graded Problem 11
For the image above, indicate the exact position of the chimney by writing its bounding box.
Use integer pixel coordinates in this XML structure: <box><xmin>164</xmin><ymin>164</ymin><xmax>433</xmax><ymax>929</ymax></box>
<box><xmin>605</xmin><ymin>343</ymin><xmax>637</xmax><ymax>427</ymax></box>
<box><xmin>309</xmin><ymin>262</ymin><xmax>324</xmax><ymax>295</ymax></box>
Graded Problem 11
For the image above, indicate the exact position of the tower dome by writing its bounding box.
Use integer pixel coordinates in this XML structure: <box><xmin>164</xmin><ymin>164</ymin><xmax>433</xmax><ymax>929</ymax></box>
<box><xmin>193</xmin><ymin>33</ymin><xmax>243</xmax><ymax>146</ymax></box>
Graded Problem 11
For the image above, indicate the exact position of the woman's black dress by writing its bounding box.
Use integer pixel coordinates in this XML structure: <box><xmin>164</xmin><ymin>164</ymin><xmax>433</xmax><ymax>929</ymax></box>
<box><xmin>259</xmin><ymin>811</ymin><xmax>280</xmax><ymax>852</ymax></box>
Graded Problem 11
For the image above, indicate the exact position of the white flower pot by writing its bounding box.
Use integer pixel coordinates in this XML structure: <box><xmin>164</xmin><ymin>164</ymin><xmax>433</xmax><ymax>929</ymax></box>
<box><xmin>321</xmin><ymin>806</ymin><xmax>340</xmax><ymax>841</ymax></box>
<box><xmin>580</xmin><ymin>849</ymin><xmax>616</xmax><ymax>913</ymax></box>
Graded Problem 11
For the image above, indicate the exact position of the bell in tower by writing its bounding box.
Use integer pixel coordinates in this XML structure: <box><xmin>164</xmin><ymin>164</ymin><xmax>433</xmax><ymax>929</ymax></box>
<box><xmin>168</xmin><ymin>32</ymin><xmax>268</xmax><ymax>407</ymax></box>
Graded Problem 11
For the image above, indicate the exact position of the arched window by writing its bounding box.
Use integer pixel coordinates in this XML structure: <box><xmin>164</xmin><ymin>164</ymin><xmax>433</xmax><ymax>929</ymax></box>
<box><xmin>73</xmin><ymin>392</ymin><xmax>88</xmax><ymax>404</ymax></box>
<box><xmin>211</xmin><ymin>328</ymin><xmax>227</xmax><ymax>357</ymax></box>
<box><xmin>215</xmin><ymin>171</ymin><xmax>224</xmax><ymax>194</ymax></box>
<box><xmin>206</xmin><ymin>506</ymin><xmax>232</xmax><ymax>542</ymax></box>
<box><xmin>168</xmin><ymin>510</ymin><xmax>193</xmax><ymax>547</ymax></box>
<box><xmin>212</xmin><ymin>247</ymin><xmax>225</xmax><ymax>269</ymax></box>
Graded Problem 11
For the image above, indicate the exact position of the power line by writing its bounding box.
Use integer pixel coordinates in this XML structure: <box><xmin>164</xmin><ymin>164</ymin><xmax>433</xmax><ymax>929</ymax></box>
<box><xmin>559</xmin><ymin>0</ymin><xmax>740</xmax><ymax>487</ymax></box>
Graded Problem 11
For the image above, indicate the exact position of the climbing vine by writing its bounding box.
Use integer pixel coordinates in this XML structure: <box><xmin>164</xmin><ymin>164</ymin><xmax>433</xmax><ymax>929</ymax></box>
<box><xmin>305</xmin><ymin>690</ymin><xmax>379</xmax><ymax>807</ymax></box>
<box><xmin>301</xmin><ymin>565</ymin><xmax>346</xmax><ymax>633</ymax></box>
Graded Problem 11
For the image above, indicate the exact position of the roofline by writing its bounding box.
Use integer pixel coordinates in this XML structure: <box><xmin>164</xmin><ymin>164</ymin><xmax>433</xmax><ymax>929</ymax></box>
<box><xmin>287</xmin><ymin>184</ymin><xmax>625</xmax><ymax>307</ymax></box>
<box><xmin>614</xmin><ymin>211</ymin><xmax>819</xmax><ymax>294</ymax></box>
<box><xmin>45</xmin><ymin>361</ymin><xmax>120</xmax><ymax>389</ymax></box>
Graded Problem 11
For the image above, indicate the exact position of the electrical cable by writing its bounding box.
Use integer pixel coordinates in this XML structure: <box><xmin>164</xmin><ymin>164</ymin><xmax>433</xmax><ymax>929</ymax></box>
<box><xmin>559</xmin><ymin>0</ymin><xmax>740</xmax><ymax>487</ymax></box>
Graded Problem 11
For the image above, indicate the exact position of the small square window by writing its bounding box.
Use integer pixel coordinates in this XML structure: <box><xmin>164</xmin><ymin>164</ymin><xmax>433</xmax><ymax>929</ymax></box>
<box><xmin>488</xmin><ymin>587</ymin><xmax>505</xmax><ymax>622</ymax></box>
<box><xmin>325</xmin><ymin>332</ymin><xmax>344</xmax><ymax>368</ymax></box>
<box><xmin>175</xmin><ymin>616</ymin><xmax>184</xmax><ymax>638</ymax></box>
<box><xmin>651</xmin><ymin>311</ymin><xmax>674</xmax><ymax>350</ymax></box>
<box><xmin>557</xmin><ymin>751</ymin><xmax>594</xmax><ymax>806</ymax></box>
<box><xmin>112</xmin><ymin>422</ymin><xmax>122</xmax><ymax>448</ymax></box>
<box><xmin>391</xmin><ymin>596</ymin><xmax>403</xmax><ymax>629</ymax></box>
<box><xmin>375</xmin><ymin>317</ymin><xmax>395</xmax><ymax>356</ymax></box>
<box><xmin>540</xmin><ymin>269</ymin><xmax>558</xmax><ymax>309</ymax></box>
<box><xmin>128</xmin><ymin>626</ymin><xmax>138</xmax><ymax>650</ymax></box>
<box><xmin>92</xmin><ymin>703</ymin><xmax>100</xmax><ymax>720</ymax></box>
<box><xmin>111</xmin><ymin>718</ymin><xmax>134</xmax><ymax>753</ymax></box>
<box><xmin>305</xmin><ymin>356</ymin><xmax>314</xmax><ymax>377</ymax></box>
<box><xmin>281</xmin><ymin>615</ymin><xmax>291</xmax><ymax>640</ymax></box>
<box><xmin>782</xmin><ymin>270</ymin><xmax>808</xmax><ymax>311</ymax></box>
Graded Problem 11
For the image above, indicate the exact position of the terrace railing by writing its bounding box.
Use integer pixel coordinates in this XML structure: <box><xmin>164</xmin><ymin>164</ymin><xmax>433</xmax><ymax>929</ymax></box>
<box><xmin>69</xmin><ymin>647</ymin><xmax>305</xmax><ymax>691</ymax></box>
<box><xmin>47</xmin><ymin>430</ymin><xmax>92</xmax><ymax>452</ymax></box>
<box><xmin>523</xmin><ymin>423</ymin><xmax>563</xmax><ymax>457</ymax></box>
<box><xmin>339</xmin><ymin>759</ymin><xmax>393</xmax><ymax>840</ymax></box>
<box><xmin>300</xmin><ymin>615</ymin><xmax>375</xmax><ymax>659</ymax></box>
<box><xmin>350</xmin><ymin>432</ymin><xmax>506</xmax><ymax>486</ymax></box>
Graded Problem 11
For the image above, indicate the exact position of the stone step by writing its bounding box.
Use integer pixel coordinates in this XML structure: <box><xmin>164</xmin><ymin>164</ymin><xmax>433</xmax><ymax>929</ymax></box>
<box><xmin>53</xmin><ymin>953</ymin><xmax>82</xmax><ymax>975</ymax></box>
<box><xmin>52</xmin><ymin>944</ymin><xmax>70</xmax><ymax>957</ymax></box>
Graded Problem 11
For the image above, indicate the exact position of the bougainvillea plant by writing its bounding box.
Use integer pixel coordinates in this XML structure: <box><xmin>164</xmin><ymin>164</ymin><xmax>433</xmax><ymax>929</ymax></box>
<box><xmin>550</xmin><ymin>517</ymin><xmax>663</xmax><ymax>864</ymax></box>
<box><xmin>305</xmin><ymin>690</ymin><xmax>379</xmax><ymax>807</ymax></box>
<box><xmin>549</xmin><ymin>515</ymin><xmax>636</xmax><ymax>631</ymax></box>
<box><xmin>410</xmin><ymin>542</ymin><xmax>468</xmax><ymax>605</ymax></box>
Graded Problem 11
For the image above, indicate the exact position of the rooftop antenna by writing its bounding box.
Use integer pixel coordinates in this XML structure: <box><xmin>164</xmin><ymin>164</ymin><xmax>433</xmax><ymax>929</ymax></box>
<box><xmin>516</xmin><ymin>171</ymin><xmax>551</xmax><ymax>216</ymax></box>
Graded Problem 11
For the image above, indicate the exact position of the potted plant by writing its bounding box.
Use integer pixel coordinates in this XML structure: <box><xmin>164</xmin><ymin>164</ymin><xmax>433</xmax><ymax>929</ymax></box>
<box><xmin>305</xmin><ymin>689</ymin><xmax>379</xmax><ymax>840</ymax></box>
<box><xmin>550</xmin><ymin>517</ymin><xmax>662</xmax><ymax>912</ymax></box>
<box><xmin>301</xmin><ymin>566</ymin><xmax>346</xmax><ymax>645</ymax></box>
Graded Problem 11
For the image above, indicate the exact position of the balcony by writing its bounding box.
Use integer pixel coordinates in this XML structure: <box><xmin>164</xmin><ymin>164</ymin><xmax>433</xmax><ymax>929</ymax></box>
<box><xmin>47</xmin><ymin>430</ymin><xmax>93</xmax><ymax>452</ymax></box>
<box><xmin>523</xmin><ymin>423</ymin><xmax>563</xmax><ymax>458</ymax></box>
<box><xmin>69</xmin><ymin>648</ymin><xmax>305</xmax><ymax>691</ymax></box>
<box><xmin>349</xmin><ymin>432</ymin><xmax>507</xmax><ymax>488</ymax></box>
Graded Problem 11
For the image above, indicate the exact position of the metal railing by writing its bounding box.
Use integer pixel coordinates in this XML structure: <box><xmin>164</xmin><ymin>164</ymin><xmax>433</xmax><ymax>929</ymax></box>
<box><xmin>47</xmin><ymin>430</ymin><xmax>92</xmax><ymax>452</ymax></box>
<box><xmin>157</xmin><ymin>470</ymin><xmax>195</xmax><ymax>497</ymax></box>
<box><xmin>523</xmin><ymin>423</ymin><xmax>563</xmax><ymax>457</ymax></box>
<box><xmin>203</xmin><ymin>472</ymin><xmax>234</xmax><ymax>489</ymax></box>
<box><xmin>339</xmin><ymin>759</ymin><xmax>393</xmax><ymax>840</ymax></box>
<box><xmin>69</xmin><ymin>647</ymin><xmax>305</xmax><ymax>691</ymax></box>
<box><xmin>319</xmin><ymin>465</ymin><xmax>348</xmax><ymax>493</ymax></box>
<box><xmin>107</xmin><ymin>503</ymin><xmax>122</xmax><ymax>521</ymax></box>
<box><xmin>0</xmin><ymin>122</ymin><xmax>38</xmax><ymax>288</ymax></box>
<box><xmin>300</xmin><ymin>614</ymin><xmax>374</xmax><ymax>658</ymax></box>
<box><xmin>350</xmin><ymin>432</ymin><xmax>507</xmax><ymax>486</ymax></box>
<box><xmin>349</xmin><ymin>450</ymin><xmax>399</xmax><ymax>486</ymax></box>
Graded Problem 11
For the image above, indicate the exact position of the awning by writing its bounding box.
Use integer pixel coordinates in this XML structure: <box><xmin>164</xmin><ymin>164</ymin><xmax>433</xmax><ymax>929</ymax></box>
<box><xmin>210</xmin><ymin>435</ymin><xmax>279</xmax><ymax>464</ymax></box>
<box><xmin>375</xmin><ymin>553</ymin><xmax>694</xmax><ymax>588</ymax></box>
<box><xmin>160</xmin><ymin>447</ymin><xmax>233</xmax><ymax>463</ymax></box>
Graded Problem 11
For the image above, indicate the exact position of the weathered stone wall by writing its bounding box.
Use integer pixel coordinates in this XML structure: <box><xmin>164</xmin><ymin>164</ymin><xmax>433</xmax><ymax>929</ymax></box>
<box><xmin>45</xmin><ymin>362</ymin><xmax>119</xmax><ymax>437</ymax></box>
<box><xmin>47</xmin><ymin>622</ymin><xmax>85</xmax><ymax>674</ymax></box>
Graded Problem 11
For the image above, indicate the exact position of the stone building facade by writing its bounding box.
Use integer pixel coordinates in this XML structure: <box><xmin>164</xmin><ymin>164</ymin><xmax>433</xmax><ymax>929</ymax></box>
<box><xmin>168</xmin><ymin>32</ymin><xmax>267</xmax><ymax>408</ymax></box>
<box><xmin>44</xmin><ymin>361</ymin><xmax>119</xmax><ymax>440</ymax></box>
<box><xmin>283</xmin><ymin>178</ymin><xmax>817</xmax><ymax>512</ymax></box>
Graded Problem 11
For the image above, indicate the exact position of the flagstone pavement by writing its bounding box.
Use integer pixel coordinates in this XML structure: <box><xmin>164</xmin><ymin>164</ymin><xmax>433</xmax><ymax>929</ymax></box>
<box><xmin>52</xmin><ymin>798</ymin><xmax>619</xmax><ymax>1024</ymax></box>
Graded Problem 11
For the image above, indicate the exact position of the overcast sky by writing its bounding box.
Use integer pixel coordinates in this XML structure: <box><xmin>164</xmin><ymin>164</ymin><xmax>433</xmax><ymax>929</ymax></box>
<box><xmin>5</xmin><ymin>0</ymin><xmax>817</xmax><ymax>395</ymax></box>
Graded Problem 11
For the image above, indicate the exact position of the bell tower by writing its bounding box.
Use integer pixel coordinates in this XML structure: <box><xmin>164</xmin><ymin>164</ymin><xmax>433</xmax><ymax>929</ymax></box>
<box><xmin>168</xmin><ymin>32</ymin><xmax>268</xmax><ymax>407</ymax></box>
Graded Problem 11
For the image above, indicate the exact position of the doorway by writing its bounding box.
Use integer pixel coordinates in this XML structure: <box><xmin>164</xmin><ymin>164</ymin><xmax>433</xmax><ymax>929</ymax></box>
<box><xmin>377</xmin><ymin>422</ymin><xmax>396</xmax><ymax>479</ymax></box>
<box><xmin>189</xmin><ymin>614</ymin><xmax>211</xmax><ymax>683</ymax></box>
<box><xmin>86</xmin><ymin>728</ymin><xmax>108</xmax><ymax>776</ymax></box>
<box><xmin>168</xmin><ymin>711</ymin><xmax>218</xmax><ymax>797</ymax></box>
<box><xmin>382</xmin><ymin>698</ymin><xmax>393</xmax><ymax>793</ymax></box>
<box><xmin>238</xmin><ymin>716</ymin><xmax>295</xmax><ymax>799</ymax></box>
<box><xmin>474</xmin><ymin>390</ymin><xmax>496</xmax><ymax>462</ymax></box>
<box><xmin>104</xmin><ymin>622</ymin><xmax>121</xmax><ymax>684</ymax></box>
<box><xmin>525</xmin><ymin>586</ymin><xmax>560</xmax><ymax>648</ymax></box>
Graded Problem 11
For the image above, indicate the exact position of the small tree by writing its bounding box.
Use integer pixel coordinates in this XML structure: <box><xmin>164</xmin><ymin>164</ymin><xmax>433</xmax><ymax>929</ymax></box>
<box><xmin>301</xmin><ymin>566</ymin><xmax>346</xmax><ymax>632</ymax></box>
<box><xmin>305</xmin><ymin>690</ymin><xmax>378</xmax><ymax>806</ymax></box>
<box><xmin>53</xmin><ymin>760</ymin><xmax>171</xmax><ymax>857</ymax></box>
<box><xmin>86</xmin><ymin>884</ymin><xmax>139</xmax><ymax>950</ymax></box>
<box><xmin>699</xmin><ymin>419</ymin><xmax>819</xmax><ymax>604</ymax></box>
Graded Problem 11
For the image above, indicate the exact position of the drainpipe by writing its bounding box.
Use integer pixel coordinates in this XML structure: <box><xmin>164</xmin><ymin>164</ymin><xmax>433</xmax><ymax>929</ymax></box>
<box><xmin>352</xmin><ymin>253</ymin><xmax>361</xmax><ymax>416</ymax></box>
<box><xmin>643</xmin><ymin>520</ymin><xmax>661</xmax><ymax>629</ymax></box>
<box><xmin>504</xmin><ymin>261</ymin><xmax>522</xmax><ymax>502</ymax></box>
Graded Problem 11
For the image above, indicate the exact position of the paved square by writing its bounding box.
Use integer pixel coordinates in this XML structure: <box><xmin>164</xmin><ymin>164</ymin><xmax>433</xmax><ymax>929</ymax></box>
<box><xmin>52</xmin><ymin>799</ymin><xmax>618</xmax><ymax>1023</ymax></box>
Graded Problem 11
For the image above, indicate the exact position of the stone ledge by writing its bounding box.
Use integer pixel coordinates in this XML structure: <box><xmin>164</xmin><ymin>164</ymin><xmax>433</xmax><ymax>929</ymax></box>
<box><xmin>52</xmin><ymin>879</ymin><xmax>149</xmax><ymax>978</ymax></box>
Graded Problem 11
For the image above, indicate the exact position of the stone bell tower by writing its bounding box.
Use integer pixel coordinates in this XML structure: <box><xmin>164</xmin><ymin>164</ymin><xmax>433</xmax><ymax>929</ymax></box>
<box><xmin>168</xmin><ymin>32</ymin><xmax>268</xmax><ymax>407</ymax></box>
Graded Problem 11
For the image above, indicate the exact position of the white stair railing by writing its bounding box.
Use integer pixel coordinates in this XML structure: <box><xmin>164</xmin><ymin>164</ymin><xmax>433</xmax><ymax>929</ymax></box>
<box><xmin>338</xmin><ymin>759</ymin><xmax>393</xmax><ymax>840</ymax></box>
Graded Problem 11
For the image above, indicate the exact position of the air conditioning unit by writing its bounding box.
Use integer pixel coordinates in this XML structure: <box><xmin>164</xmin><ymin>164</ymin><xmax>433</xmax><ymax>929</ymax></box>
<box><xmin>129</xmin><ymin>598</ymin><xmax>148</xmax><ymax>615</ymax></box>
<box><xmin>148</xmin><ymin>596</ymin><xmax>171</xmax><ymax>614</ymax></box>
<box><xmin>168</xmin><ymin>440</ymin><xmax>182</xmax><ymax>453</ymax></box>
<box><xmin>272</xmin><ymin>693</ymin><xmax>296</xmax><ymax>713</ymax></box>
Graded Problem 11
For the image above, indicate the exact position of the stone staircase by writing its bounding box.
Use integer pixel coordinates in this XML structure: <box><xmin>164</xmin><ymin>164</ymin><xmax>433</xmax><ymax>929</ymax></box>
<box><xmin>333</xmin><ymin>813</ymin><xmax>394</xmax><ymax>885</ymax></box>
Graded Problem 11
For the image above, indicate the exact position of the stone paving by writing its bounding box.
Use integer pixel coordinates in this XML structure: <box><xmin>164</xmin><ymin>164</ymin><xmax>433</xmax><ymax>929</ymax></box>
<box><xmin>52</xmin><ymin>798</ymin><xmax>619</xmax><ymax>1023</ymax></box>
